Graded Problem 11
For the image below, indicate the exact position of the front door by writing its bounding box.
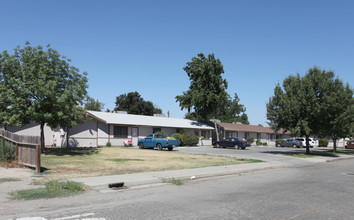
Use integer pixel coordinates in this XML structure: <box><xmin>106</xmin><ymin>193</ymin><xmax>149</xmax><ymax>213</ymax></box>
<box><xmin>132</xmin><ymin>127</ymin><xmax>138</xmax><ymax>146</ymax></box>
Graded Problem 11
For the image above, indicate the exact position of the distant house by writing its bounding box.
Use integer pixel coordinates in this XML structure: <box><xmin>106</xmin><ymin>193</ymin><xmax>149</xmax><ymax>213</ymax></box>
<box><xmin>215</xmin><ymin>122</ymin><xmax>291</xmax><ymax>145</ymax></box>
<box><xmin>7</xmin><ymin>111</ymin><xmax>214</xmax><ymax>147</ymax></box>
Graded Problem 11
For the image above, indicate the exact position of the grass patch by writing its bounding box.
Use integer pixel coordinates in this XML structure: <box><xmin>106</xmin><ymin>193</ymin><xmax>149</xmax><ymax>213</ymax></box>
<box><xmin>166</xmin><ymin>178</ymin><xmax>184</xmax><ymax>186</ymax></box>
<box><xmin>40</xmin><ymin>147</ymin><xmax>264</xmax><ymax>180</ymax></box>
<box><xmin>108</xmin><ymin>158</ymin><xmax>144</xmax><ymax>162</ymax></box>
<box><xmin>9</xmin><ymin>180</ymin><xmax>85</xmax><ymax>200</ymax></box>
<box><xmin>0</xmin><ymin>178</ymin><xmax>20</xmax><ymax>183</ymax></box>
<box><xmin>277</xmin><ymin>150</ymin><xmax>354</xmax><ymax>158</ymax></box>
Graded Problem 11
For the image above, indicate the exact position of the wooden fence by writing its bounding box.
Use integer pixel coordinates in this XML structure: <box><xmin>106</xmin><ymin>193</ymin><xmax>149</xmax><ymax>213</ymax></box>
<box><xmin>0</xmin><ymin>129</ymin><xmax>41</xmax><ymax>172</ymax></box>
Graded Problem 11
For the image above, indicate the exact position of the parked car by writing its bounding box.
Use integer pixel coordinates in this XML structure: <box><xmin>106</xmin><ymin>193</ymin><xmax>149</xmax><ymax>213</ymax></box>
<box><xmin>213</xmin><ymin>137</ymin><xmax>250</xmax><ymax>149</ymax></box>
<box><xmin>138</xmin><ymin>133</ymin><xmax>179</xmax><ymax>151</ymax></box>
<box><xmin>295</xmin><ymin>138</ymin><xmax>315</xmax><ymax>148</ymax></box>
<box><xmin>345</xmin><ymin>140</ymin><xmax>354</xmax><ymax>149</ymax></box>
<box><xmin>276</xmin><ymin>138</ymin><xmax>302</xmax><ymax>148</ymax></box>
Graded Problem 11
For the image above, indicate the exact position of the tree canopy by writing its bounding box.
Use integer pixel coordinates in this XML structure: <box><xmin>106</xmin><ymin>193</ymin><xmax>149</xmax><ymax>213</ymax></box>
<box><xmin>0</xmin><ymin>42</ymin><xmax>88</xmax><ymax>150</ymax></box>
<box><xmin>114</xmin><ymin>91</ymin><xmax>162</xmax><ymax>116</ymax></box>
<box><xmin>267</xmin><ymin>66</ymin><xmax>353</xmax><ymax>153</ymax></box>
<box><xmin>176</xmin><ymin>53</ymin><xmax>248</xmax><ymax>124</ymax></box>
<box><xmin>84</xmin><ymin>96</ymin><xmax>105</xmax><ymax>111</ymax></box>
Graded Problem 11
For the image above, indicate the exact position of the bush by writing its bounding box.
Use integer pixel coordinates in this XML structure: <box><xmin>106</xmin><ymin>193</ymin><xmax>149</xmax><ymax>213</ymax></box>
<box><xmin>262</xmin><ymin>142</ymin><xmax>268</xmax><ymax>146</ymax></box>
<box><xmin>0</xmin><ymin>134</ymin><xmax>16</xmax><ymax>162</ymax></box>
<box><xmin>319</xmin><ymin>138</ymin><xmax>329</xmax><ymax>147</ymax></box>
<box><xmin>276</xmin><ymin>139</ymin><xmax>284</xmax><ymax>143</ymax></box>
<box><xmin>246</xmin><ymin>136</ymin><xmax>254</xmax><ymax>144</ymax></box>
<box><xmin>172</xmin><ymin>133</ymin><xmax>199</xmax><ymax>146</ymax></box>
<box><xmin>256</xmin><ymin>140</ymin><xmax>261</xmax><ymax>146</ymax></box>
<box><xmin>106</xmin><ymin>142</ymin><xmax>112</xmax><ymax>147</ymax></box>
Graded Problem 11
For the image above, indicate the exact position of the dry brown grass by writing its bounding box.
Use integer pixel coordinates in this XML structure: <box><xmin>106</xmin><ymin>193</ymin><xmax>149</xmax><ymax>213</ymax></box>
<box><xmin>41</xmin><ymin>147</ymin><xmax>261</xmax><ymax>180</ymax></box>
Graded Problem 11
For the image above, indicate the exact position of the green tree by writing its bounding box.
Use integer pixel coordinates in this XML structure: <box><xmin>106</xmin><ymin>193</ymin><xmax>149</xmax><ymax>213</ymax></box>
<box><xmin>0</xmin><ymin>42</ymin><xmax>88</xmax><ymax>151</ymax></box>
<box><xmin>176</xmin><ymin>53</ymin><xmax>228</xmax><ymax>122</ymax></box>
<box><xmin>306</xmin><ymin>70</ymin><xmax>353</xmax><ymax>151</ymax></box>
<box><xmin>84</xmin><ymin>96</ymin><xmax>105</xmax><ymax>111</ymax></box>
<box><xmin>114</xmin><ymin>91</ymin><xmax>162</xmax><ymax>115</ymax></box>
<box><xmin>267</xmin><ymin>70</ymin><xmax>318</xmax><ymax>154</ymax></box>
<box><xmin>218</xmin><ymin>93</ymin><xmax>249</xmax><ymax>124</ymax></box>
<box><xmin>267</xmin><ymin>66</ymin><xmax>353</xmax><ymax>153</ymax></box>
<box><xmin>177</xmin><ymin>53</ymin><xmax>249</xmax><ymax>140</ymax></box>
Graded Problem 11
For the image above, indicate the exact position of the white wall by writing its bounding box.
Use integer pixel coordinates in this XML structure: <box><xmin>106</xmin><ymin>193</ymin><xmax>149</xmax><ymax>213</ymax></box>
<box><xmin>7</xmin><ymin>122</ymin><xmax>54</xmax><ymax>146</ymax></box>
<box><xmin>68</xmin><ymin>119</ymin><xmax>97</xmax><ymax>147</ymax></box>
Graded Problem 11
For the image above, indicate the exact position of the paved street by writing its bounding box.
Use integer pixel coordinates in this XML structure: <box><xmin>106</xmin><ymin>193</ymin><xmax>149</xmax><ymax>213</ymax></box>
<box><xmin>2</xmin><ymin>158</ymin><xmax>354</xmax><ymax>220</ymax></box>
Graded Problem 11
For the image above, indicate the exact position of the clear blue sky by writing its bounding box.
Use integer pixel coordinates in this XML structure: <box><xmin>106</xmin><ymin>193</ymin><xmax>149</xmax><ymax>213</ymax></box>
<box><xmin>1</xmin><ymin>0</ymin><xmax>353</xmax><ymax>125</ymax></box>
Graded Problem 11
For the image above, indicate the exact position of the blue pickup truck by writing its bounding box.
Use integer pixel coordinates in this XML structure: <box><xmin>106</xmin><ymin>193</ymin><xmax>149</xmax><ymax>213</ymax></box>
<box><xmin>138</xmin><ymin>134</ymin><xmax>179</xmax><ymax>151</ymax></box>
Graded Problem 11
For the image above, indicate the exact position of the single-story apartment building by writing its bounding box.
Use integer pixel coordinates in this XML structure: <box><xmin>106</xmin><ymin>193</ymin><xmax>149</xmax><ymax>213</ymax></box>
<box><xmin>7</xmin><ymin>111</ymin><xmax>214</xmax><ymax>147</ymax></box>
<box><xmin>216</xmin><ymin>122</ymin><xmax>291</xmax><ymax>146</ymax></box>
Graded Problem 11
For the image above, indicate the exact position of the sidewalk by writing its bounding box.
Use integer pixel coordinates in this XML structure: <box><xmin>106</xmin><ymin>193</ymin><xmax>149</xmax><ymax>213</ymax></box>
<box><xmin>71</xmin><ymin>154</ymin><xmax>354</xmax><ymax>191</ymax></box>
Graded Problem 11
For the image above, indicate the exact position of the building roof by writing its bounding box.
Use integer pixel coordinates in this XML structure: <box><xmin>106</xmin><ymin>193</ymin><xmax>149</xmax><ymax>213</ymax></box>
<box><xmin>216</xmin><ymin>122</ymin><xmax>290</xmax><ymax>134</ymax></box>
<box><xmin>87</xmin><ymin>111</ymin><xmax>214</xmax><ymax>130</ymax></box>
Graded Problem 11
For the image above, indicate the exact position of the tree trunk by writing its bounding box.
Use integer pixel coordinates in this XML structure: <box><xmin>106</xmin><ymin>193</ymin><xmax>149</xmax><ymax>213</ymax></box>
<box><xmin>40</xmin><ymin>122</ymin><xmax>45</xmax><ymax>153</ymax></box>
<box><xmin>214</xmin><ymin>122</ymin><xmax>219</xmax><ymax>142</ymax></box>
<box><xmin>305</xmin><ymin>135</ymin><xmax>310</xmax><ymax>154</ymax></box>
<box><xmin>333</xmin><ymin>136</ymin><xmax>337</xmax><ymax>152</ymax></box>
<box><xmin>213</xmin><ymin>108</ymin><xmax>219</xmax><ymax>142</ymax></box>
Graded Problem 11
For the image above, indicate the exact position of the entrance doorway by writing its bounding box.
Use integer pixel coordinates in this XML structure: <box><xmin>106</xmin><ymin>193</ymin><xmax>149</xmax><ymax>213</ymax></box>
<box><xmin>132</xmin><ymin>127</ymin><xmax>138</xmax><ymax>146</ymax></box>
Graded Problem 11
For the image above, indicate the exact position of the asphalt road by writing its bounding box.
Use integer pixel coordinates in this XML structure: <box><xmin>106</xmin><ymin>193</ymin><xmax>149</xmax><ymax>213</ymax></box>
<box><xmin>2</xmin><ymin>156</ymin><xmax>354</xmax><ymax>220</ymax></box>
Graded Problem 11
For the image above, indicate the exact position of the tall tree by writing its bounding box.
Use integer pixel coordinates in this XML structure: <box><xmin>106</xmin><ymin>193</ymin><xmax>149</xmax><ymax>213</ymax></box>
<box><xmin>267</xmin><ymin>71</ymin><xmax>318</xmax><ymax>154</ymax></box>
<box><xmin>267</xmin><ymin>66</ymin><xmax>353</xmax><ymax>153</ymax></box>
<box><xmin>84</xmin><ymin>96</ymin><xmax>105</xmax><ymax>111</ymax></box>
<box><xmin>0</xmin><ymin>42</ymin><xmax>88</xmax><ymax>151</ymax></box>
<box><xmin>176</xmin><ymin>53</ymin><xmax>228</xmax><ymax>122</ymax></box>
<box><xmin>218</xmin><ymin>93</ymin><xmax>249</xmax><ymax>124</ymax></box>
<box><xmin>306</xmin><ymin>71</ymin><xmax>353</xmax><ymax>151</ymax></box>
<box><xmin>176</xmin><ymin>53</ymin><xmax>248</xmax><ymax>140</ymax></box>
<box><xmin>114</xmin><ymin>91</ymin><xmax>162</xmax><ymax>115</ymax></box>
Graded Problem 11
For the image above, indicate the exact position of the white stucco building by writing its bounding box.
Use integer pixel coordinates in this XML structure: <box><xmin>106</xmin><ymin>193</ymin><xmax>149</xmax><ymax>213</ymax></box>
<box><xmin>7</xmin><ymin>111</ymin><xmax>214</xmax><ymax>147</ymax></box>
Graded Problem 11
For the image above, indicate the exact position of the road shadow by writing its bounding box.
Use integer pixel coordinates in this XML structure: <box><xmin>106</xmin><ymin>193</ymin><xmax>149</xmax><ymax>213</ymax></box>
<box><xmin>43</xmin><ymin>147</ymin><xmax>99</xmax><ymax>156</ymax></box>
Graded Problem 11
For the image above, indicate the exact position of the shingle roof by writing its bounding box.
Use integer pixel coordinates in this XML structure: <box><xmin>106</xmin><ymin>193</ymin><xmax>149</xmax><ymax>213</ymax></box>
<box><xmin>216</xmin><ymin>122</ymin><xmax>290</xmax><ymax>134</ymax></box>
<box><xmin>87</xmin><ymin>111</ymin><xmax>214</xmax><ymax>130</ymax></box>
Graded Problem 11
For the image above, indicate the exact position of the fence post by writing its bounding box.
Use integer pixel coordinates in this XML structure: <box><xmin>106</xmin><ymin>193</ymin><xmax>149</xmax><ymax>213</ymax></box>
<box><xmin>15</xmin><ymin>143</ymin><xmax>19</xmax><ymax>161</ymax></box>
<box><xmin>36</xmin><ymin>145</ymin><xmax>41</xmax><ymax>173</ymax></box>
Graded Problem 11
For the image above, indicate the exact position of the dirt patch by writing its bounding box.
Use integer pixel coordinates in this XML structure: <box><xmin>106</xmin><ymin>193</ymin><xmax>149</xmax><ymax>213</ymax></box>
<box><xmin>0</xmin><ymin>167</ymin><xmax>43</xmax><ymax>203</ymax></box>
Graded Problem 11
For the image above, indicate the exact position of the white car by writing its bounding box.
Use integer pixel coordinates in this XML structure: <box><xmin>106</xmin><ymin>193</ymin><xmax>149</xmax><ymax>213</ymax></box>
<box><xmin>295</xmin><ymin>138</ymin><xmax>315</xmax><ymax>147</ymax></box>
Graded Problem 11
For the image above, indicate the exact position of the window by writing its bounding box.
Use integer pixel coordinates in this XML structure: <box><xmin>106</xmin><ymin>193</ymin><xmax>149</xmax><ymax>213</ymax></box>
<box><xmin>257</xmin><ymin>133</ymin><xmax>261</xmax><ymax>140</ymax></box>
<box><xmin>201</xmin><ymin>130</ymin><xmax>210</xmax><ymax>139</ymax></box>
<box><xmin>153</xmin><ymin>128</ymin><xmax>161</xmax><ymax>134</ymax></box>
<box><xmin>270</xmin><ymin>134</ymin><xmax>275</xmax><ymax>140</ymax></box>
<box><xmin>245</xmin><ymin>132</ymin><xmax>249</xmax><ymax>139</ymax></box>
<box><xmin>194</xmin><ymin>130</ymin><xmax>199</xmax><ymax>137</ymax></box>
<box><xmin>113</xmin><ymin>126</ymin><xmax>128</xmax><ymax>138</ymax></box>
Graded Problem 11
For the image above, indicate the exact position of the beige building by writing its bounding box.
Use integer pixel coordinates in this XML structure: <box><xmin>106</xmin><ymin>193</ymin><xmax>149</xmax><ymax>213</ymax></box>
<box><xmin>216</xmin><ymin>122</ymin><xmax>291</xmax><ymax>146</ymax></box>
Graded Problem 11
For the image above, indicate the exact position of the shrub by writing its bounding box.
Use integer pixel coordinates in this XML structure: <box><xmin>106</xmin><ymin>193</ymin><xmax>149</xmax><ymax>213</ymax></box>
<box><xmin>172</xmin><ymin>133</ymin><xmax>199</xmax><ymax>146</ymax></box>
<box><xmin>262</xmin><ymin>142</ymin><xmax>267</xmax><ymax>146</ymax></box>
<box><xmin>276</xmin><ymin>139</ymin><xmax>284</xmax><ymax>143</ymax></box>
<box><xmin>106</xmin><ymin>142</ymin><xmax>112</xmax><ymax>147</ymax></box>
<box><xmin>247</xmin><ymin>136</ymin><xmax>254</xmax><ymax>144</ymax></box>
<box><xmin>256</xmin><ymin>140</ymin><xmax>261</xmax><ymax>146</ymax></box>
<box><xmin>0</xmin><ymin>134</ymin><xmax>16</xmax><ymax>162</ymax></box>
<box><xmin>319</xmin><ymin>138</ymin><xmax>329</xmax><ymax>147</ymax></box>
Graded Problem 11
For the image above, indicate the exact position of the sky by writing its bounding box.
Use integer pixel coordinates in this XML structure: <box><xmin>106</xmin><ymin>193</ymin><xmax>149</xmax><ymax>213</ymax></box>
<box><xmin>1</xmin><ymin>0</ymin><xmax>353</xmax><ymax>126</ymax></box>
